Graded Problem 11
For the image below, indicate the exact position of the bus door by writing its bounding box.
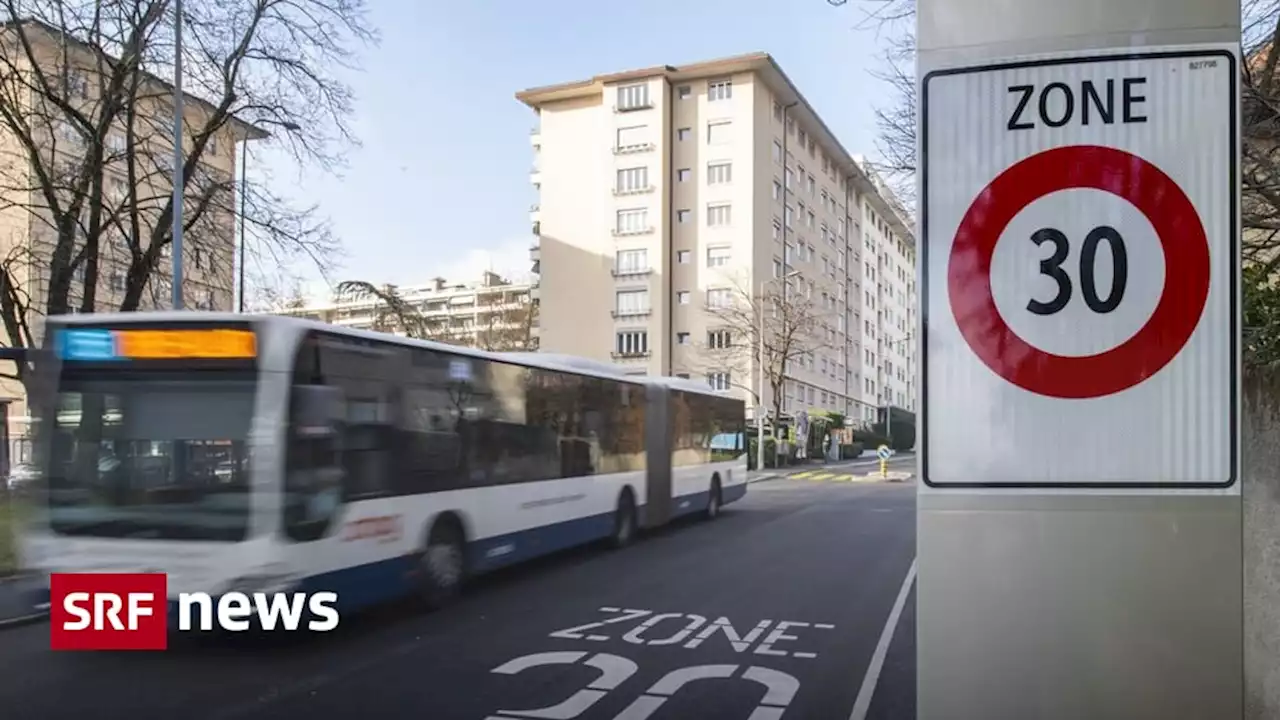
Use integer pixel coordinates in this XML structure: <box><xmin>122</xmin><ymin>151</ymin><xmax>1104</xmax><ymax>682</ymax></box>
<box><xmin>643</xmin><ymin>384</ymin><xmax>672</xmax><ymax>528</ymax></box>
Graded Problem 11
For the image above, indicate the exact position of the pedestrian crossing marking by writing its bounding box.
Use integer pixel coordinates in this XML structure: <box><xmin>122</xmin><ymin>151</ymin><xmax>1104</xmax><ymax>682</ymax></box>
<box><xmin>791</xmin><ymin>471</ymin><xmax>815</xmax><ymax>479</ymax></box>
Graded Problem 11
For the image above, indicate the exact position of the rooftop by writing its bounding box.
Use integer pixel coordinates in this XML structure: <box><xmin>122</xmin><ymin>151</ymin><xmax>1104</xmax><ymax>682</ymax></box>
<box><xmin>516</xmin><ymin>52</ymin><xmax>914</xmax><ymax>240</ymax></box>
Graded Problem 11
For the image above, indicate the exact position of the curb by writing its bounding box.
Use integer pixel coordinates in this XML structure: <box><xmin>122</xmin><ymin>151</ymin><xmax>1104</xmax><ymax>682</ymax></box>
<box><xmin>0</xmin><ymin>610</ymin><xmax>47</xmax><ymax>629</ymax></box>
<box><xmin>0</xmin><ymin>573</ymin><xmax>48</xmax><ymax>630</ymax></box>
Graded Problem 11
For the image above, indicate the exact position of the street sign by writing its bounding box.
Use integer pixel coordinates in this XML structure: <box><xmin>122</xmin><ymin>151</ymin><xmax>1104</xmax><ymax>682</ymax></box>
<box><xmin>877</xmin><ymin>445</ymin><xmax>893</xmax><ymax>461</ymax></box>
<box><xmin>922</xmin><ymin>46</ymin><xmax>1239</xmax><ymax>489</ymax></box>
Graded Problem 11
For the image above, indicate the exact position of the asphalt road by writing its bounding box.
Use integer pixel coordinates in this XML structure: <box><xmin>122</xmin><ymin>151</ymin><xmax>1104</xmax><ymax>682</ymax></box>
<box><xmin>0</xmin><ymin>461</ymin><xmax>917</xmax><ymax>720</ymax></box>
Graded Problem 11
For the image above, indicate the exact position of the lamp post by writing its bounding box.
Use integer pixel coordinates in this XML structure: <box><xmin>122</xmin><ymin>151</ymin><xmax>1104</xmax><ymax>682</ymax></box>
<box><xmin>171</xmin><ymin>0</ymin><xmax>185</xmax><ymax>310</ymax></box>
<box><xmin>757</xmin><ymin>269</ymin><xmax>800</xmax><ymax>473</ymax></box>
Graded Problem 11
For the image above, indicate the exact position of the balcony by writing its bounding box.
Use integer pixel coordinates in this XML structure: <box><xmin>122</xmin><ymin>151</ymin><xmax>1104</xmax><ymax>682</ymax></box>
<box><xmin>532</xmin><ymin>221</ymin><xmax>541</xmax><ymax>236</ymax></box>
<box><xmin>613</xmin><ymin>100</ymin><xmax>654</xmax><ymax>113</ymax></box>
<box><xmin>611</xmin><ymin>308</ymin><xmax>652</xmax><ymax>320</ymax></box>
<box><xmin>613</xmin><ymin>142</ymin><xmax>655</xmax><ymax>155</ymax></box>
<box><xmin>611</xmin><ymin>226</ymin><xmax>654</xmax><ymax>237</ymax></box>
<box><xmin>611</xmin><ymin>266</ymin><xmax>653</xmax><ymax>278</ymax></box>
<box><xmin>611</xmin><ymin>350</ymin><xmax>652</xmax><ymax>359</ymax></box>
<box><xmin>613</xmin><ymin>185</ymin><xmax>655</xmax><ymax>197</ymax></box>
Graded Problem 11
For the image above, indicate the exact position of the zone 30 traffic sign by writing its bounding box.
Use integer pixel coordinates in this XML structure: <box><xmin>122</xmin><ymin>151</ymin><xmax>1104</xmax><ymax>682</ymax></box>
<box><xmin>921</xmin><ymin>46</ymin><xmax>1239</xmax><ymax>489</ymax></box>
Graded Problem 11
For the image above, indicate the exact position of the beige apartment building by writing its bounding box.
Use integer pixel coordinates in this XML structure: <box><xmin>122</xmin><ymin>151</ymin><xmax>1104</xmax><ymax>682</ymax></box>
<box><xmin>518</xmin><ymin>52</ymin><xmax>916</xmax><ymax>426</ymax></box>
<box><xmin>280</xmin><ymin>271</ymin><xmax>539</xmax><ymax>351</ymax></box>
<box><xmin>1</xmin><ymin>19</ymin><xmax>265</xmax><ymax>461</ymax></box>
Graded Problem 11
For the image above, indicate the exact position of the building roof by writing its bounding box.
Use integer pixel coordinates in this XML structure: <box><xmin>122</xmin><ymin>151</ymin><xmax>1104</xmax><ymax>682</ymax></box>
<box><xmin>516</xmin><ymin>52</ymin><xmax>914</xmax><ymax>241</ymax></box>
<box><xmin>4</xmin><ymin>17</ymin><xmax>269</xmax><ymax>141</ymax></box>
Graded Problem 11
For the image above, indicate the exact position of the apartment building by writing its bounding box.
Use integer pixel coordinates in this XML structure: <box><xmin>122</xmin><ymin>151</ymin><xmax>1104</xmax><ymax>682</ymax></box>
<box><xmin>280</xmin><ymin>271</ymin><xmax>539</xmax><ymax>351</ymax></box>
<box><xmin>0</xmin><ymin>19</ymin><xmax>265</xmax><ymax>461</ymax></box>
<box><xmin>518</xmin><ymin>52</ymin><xmax>916</xmax><ymax>425</ymax></box>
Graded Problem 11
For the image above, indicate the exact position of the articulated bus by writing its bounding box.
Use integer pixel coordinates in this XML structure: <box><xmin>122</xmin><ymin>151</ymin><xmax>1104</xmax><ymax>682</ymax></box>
<box><xmin>19</xmin><ymin>313</ymin><xmax>746</xmax><ymax>615</ymax></box>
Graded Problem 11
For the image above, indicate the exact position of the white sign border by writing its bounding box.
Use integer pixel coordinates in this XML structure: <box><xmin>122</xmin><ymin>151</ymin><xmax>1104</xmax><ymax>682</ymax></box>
<box><xmin>919</xmin><ymin>45</ymin><xmax>1241</xmax><ymax>491</ymax></box>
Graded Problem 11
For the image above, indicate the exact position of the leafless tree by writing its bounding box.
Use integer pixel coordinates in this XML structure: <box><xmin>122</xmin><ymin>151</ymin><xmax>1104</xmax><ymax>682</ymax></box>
<box><xmin>334</xmin><ymin>280</ymin><xmax>430</xmax><ymax>337</ymax></box>
<box><xmin>335</xmin><ymin>279</ymin><xmax>541</xmax><ymax>352</ymax></box>
<box><xmin>691</xmin><ymin>274</ymin><xmax>836</xmax><ymax>434</ymax></box>
<box><xmin>0</xmin><ymin>1</ymin><xmax>373</xmax><ymax>381</ymax></box>
<box><xmin>473</xmin><ymin>301</ymin><xmax>539</xmax><ymax>352</ymax></box>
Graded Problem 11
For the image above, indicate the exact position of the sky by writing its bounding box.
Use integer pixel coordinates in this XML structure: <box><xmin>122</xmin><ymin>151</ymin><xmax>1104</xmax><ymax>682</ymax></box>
<box><xmin>261</xmin><ymin>0</ymin><xmax>903</xmax><ymax>302</ymax></box>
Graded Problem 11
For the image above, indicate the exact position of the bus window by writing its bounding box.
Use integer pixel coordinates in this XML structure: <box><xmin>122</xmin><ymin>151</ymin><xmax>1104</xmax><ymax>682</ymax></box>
<box><xmin>283</xmin><ymin>384</ymin><xmax>344</xmax><ymax>542</ymax></box>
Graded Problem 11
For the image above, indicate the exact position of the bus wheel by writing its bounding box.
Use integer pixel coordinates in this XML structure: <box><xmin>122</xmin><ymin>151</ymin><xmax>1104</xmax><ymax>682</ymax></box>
<box><xmin>706</xmin><ymin>477</ymin><xmax>723</xmax><ymax>520</ymax></box>
<box><xmin>610</xmin><ymin>489</ymin><xmax>637</xmax><ymax>548</ymax></box>
<box><xmin>418</xmin><ymin>518</ymin><xmax>466</xmax><ymax>609</ymax></box>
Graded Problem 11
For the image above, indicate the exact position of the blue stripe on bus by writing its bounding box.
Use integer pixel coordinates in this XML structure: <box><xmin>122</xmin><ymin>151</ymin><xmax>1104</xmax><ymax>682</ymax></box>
<box><xmin>35</xmin><ymin>485</ymin><xmax>748</xmax><ymax>627</ymax></box>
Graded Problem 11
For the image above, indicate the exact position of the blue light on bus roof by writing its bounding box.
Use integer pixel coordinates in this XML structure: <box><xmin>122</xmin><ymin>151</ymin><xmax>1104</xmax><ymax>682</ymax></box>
<box><xmin>55</xmin><ymin>328</ymin><xmax>121</xmax><ymax>362</ymax></box>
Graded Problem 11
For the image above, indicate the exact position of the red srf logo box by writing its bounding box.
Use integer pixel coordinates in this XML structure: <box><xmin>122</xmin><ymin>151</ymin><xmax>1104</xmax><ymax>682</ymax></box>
<box><xmin>49</xmin><ymin>573</ymin><xmax>168</xmax><ymax>651</ymax></box>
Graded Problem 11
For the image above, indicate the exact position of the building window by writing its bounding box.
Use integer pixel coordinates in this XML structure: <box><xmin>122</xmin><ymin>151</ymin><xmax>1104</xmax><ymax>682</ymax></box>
<box><xmin>773</xmin><ymin>102</ymin><xmax>783</xmax><ymax>121</ymax></box>
<box><xmin>772</xmin><ymin>180</ymin><xmax>782</xmax><ymax>200</ymax></box>
<box><xmin>616</xmin><ymin>208</ymin><xmax>649</xmax><ymax>234</ymax></box>
<box><xmin>677</xmin><ymin>250</ymin><xmax>691</xmax><ymax>264</ymax></box>
<box><xmin>707</xmin><ymin>372</ymin><xmax>732</xmax><ymax>391</ymax></box>
<box><xmin>707</xmin><ymin>121</ymin><xmax>731</xmax><ymax>145</ymax></box>
<box><xmin>617</xmin><ymin>83</ymin><xmax>650</xmax><ymax>111</ymax></box>
<box><xmin>707</xmin><ymin>161</ymin><xmax>732</xmax><ymax>185</ymax></box>
<box><xmin>707</xmin><ymin>79</ymin><xmax>732</xmax><ymax>101</ymax></box>
<box><xmin>708</xmin><ymin>330</ymin><xmax>732</xmax><ymax>349</ymax></box>
<box><xmin>707</xmin><ymin>288</ymin><xmax>732</xmax><ymax>307</ymax></box>
<box><xmin>616</xmin><ymin>248</ymin><xmax>647</xmax><ymax>273</ymax></box>
<box><xmin>798</xmin><ymin>129</ymin><xmax>808</xmax><ymax>147</ymax></box>
<box><xmin>616</xmin><ymin>331</ymin><xmax>649</xmax><ymax>356</ymax></box>
<box><xmin>773</xmin><ymin>259</ymin><xmax>782</xmax><ymax>277</ymax></box>
<box><xmin>677</xmin><ymin>209</ymin><xmax>692</xmax><ymax>224</ymax></box>
<box><xmin>807</xmin><ymin>210</ymin><xmax>816</xmax><ymax>229</ymax></box>
<box><xmin>677</xmin><ymin>84</ymin><xmax>692</xmax><ymax>99</ymax></box>
<box><xmin>615</xmin><ymin>290</ymin><xmax>650</xmax><ymax>316</ymax></box>
<box><xmin>784</xmin><ymin>206</ymin><xmax>794</xmax><ymax>228</ymax></box>
<box><xmin>677</xmin><ymin>291</ymin><xmax>691</xmax><ymax>304</ymax></box>
<box><xmin>677</xmin><ymin>127</ymin><xmax>691</xmax><ymax>141</ymax></box>
<box><xmin>616</xmin><ymin>125</ymin><xmax>649</xmax><ymax>150</ymax></box>
<box><xmin>707</xmin><ymin>246</ymin><xmax>731</xmax><ymax>268</ymax></box>
<box><xmin>617</xmin><ymin>166</ymin><xmax>649</xmax><ymax>193</ymax></box>
<box><xmin>707</xmin><ymin>203</ymin><xmax>731</xmax><ymax>227</ymax></box>
<box><xmin>807</xmin><ymin>174</ymin><xmax>816</xmax><ymax>195</ymax></box>
<box><xmin>677</xmin><ymin>168</ymin><xmax>691</xmax><ymax>182</ymax></box>
<box><xmin>773</xmin><ymin>221</ymin><xmax>781</xmax><ymax>241</ymax></box>
<box><xmin>677</xmin><ymin>332</ymin><xmax>691</xmax><ymax>345</ymax></box>
<box><xmin>773</xmin><ymin>141</ymin><xmax>782</xmax><ymax>162</ymax></box>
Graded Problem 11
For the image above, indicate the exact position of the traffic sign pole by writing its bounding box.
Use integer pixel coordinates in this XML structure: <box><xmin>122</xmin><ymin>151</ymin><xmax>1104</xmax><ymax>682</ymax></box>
<box><xmin>917</xmin><ymin>1</ymin><xmax>1242</xmax><ymax>718</ymax></box>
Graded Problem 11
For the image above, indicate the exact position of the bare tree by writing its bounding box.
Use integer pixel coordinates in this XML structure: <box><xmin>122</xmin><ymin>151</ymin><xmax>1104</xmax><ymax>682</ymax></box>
<box><xmin>335</xmin><ymin>279</ymin><xmax>541</xmax><ymax>352</ymax></box>
<box><xmin>0</xmin><ymin>1</ymin><xmax>373</xmax><ymax>380</ymax></box>
<box><xmin>691</xmin><ymin>275</ymin><xmax>836</xmax><ymax>434</ymax></box>
<box><xmin>473</xmin><ymin>301</ymin><xmax>539</xmax><ymax>352</ymax></box>
<box><xmin>334</xmin><ymin>280</ymin><xmax>432</xmax><ymax>338</ymax></box>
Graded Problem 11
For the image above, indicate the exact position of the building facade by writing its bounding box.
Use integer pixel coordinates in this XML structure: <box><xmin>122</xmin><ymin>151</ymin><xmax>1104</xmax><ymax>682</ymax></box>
<box><xmin>518</xmin><ymin>52</ymin><xmax>916</xmax><ymax>426</ymax></box>
<box><xmin>0</xmin><ymin>20</ymin><xmax>264</xmax><ymax>462</ymax></box>
<box><xmin>280</xmin><ymin>271</ymin><xmax>539</xmax><ymax>351</ymax></box>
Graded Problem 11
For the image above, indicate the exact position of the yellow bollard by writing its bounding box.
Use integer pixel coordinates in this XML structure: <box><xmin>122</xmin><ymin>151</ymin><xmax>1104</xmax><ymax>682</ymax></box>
<box><xmin>880</xmin><ymin>459</ymin><xmax>887</xmax><ymax>479</ymax></box>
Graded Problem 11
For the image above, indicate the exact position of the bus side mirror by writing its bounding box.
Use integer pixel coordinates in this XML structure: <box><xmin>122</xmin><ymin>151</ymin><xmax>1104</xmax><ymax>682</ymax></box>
<box><xmin>291</xmin><ymin>385</ymin><xmax>344</xmax><ymax>436</ymax></box>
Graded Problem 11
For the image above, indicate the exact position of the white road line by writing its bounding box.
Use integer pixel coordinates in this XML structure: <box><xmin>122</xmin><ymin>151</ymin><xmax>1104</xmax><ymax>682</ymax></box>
<box><xmin>848</xmin><ymin>558</ymin><xmax>917</xmax><ymax>720</ymax></box>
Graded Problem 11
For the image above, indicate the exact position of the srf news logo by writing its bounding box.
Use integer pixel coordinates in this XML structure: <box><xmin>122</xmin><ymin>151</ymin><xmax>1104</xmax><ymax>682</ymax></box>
<box><xmin>49</xmin><ymin>573</ymin><xmax>339</xmax><ymax>651</ymax></box>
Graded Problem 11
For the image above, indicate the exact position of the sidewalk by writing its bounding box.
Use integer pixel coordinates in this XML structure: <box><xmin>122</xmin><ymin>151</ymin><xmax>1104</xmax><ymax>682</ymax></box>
<box><xmin>0</xmin><ymin>573</ymin><xmax>47</xmax><ymax>629</ymax></box>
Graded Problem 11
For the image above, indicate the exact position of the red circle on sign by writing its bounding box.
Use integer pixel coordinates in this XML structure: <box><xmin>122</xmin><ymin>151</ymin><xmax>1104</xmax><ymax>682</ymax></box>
<box><xmin>948</xmin><ymin>145</ymin><xmax>1210</xmax><ymax>399</ymax></box>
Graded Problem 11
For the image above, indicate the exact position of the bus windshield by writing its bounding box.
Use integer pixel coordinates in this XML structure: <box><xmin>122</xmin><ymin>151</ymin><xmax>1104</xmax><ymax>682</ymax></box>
<box><xmin>40</xmin><ymin>372</ymin><xmax>257</xmax><ymax>542</ymax></box>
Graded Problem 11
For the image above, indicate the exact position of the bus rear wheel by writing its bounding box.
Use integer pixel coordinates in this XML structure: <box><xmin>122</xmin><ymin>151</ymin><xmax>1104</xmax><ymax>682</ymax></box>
<box><xmin>706</xmin><ymin>478</ymin><xmax>723</xmax><ymax>520</ymax></box>
<box><xmin>610</xmin><ymin>490</ymin><xmax>637</xmax><ymax>548</ymax></box>
<box><xmin>418</xmin><ymin>518</ymin><xmax>466</xmax><ymax>609</ymax></box>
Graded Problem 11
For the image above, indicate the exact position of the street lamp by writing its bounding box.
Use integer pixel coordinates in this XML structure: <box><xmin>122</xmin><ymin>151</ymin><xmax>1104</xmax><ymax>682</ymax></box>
<box><xmin>757</xmin><ymin>269</ymin><xmax>800</xmax><ymax>474</ymax></box>
<box><xmin>237</xmin><ymin>122</ymin><xmax>301</xmax><ymax>312</ymax></box>
<box><xmin>171</xmin><ymin>0</ymin><xmax>185</xmax><ymax>310</ymax></box>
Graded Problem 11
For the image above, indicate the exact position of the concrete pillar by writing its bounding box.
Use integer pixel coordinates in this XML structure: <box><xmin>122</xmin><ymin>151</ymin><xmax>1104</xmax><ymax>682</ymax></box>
<box><xmin>1245</xmin><ymin>367</ymin><xmax>1280</xmax><ymax>719</ymax></box>
<box><xmin>916</xmin><ymin>1</ymin><xmax>1242</xmax><ymax>718</ymax></box>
